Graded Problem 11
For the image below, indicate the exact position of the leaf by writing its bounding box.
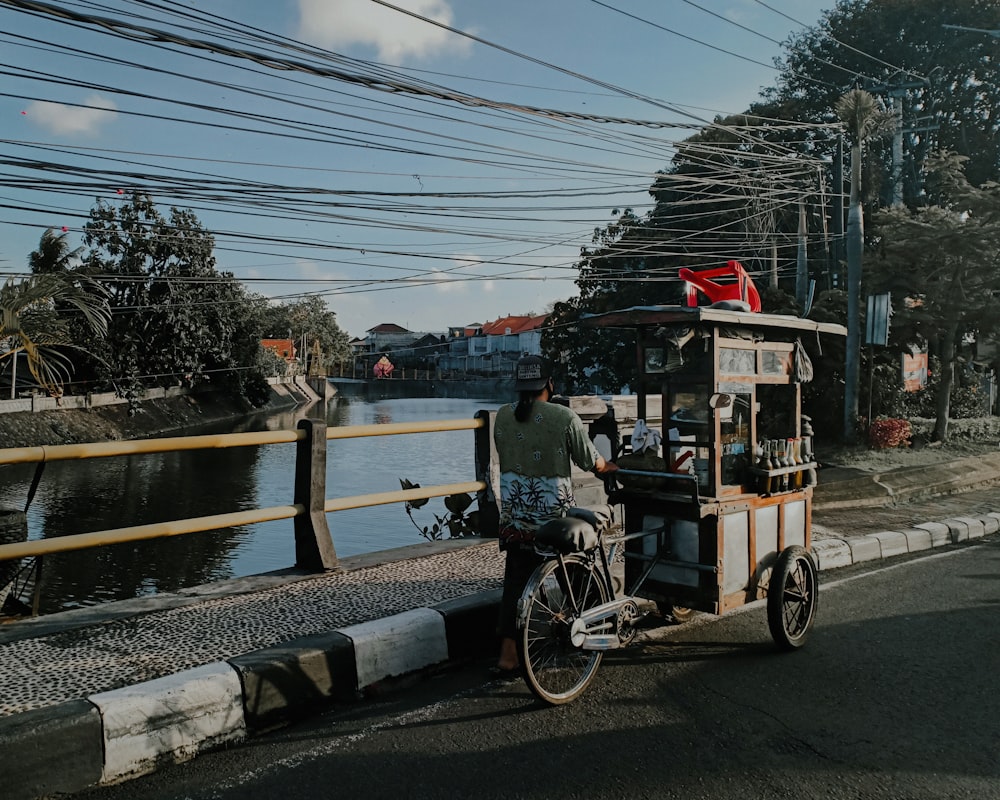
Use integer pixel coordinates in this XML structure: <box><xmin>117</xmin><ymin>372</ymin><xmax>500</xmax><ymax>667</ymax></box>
<box><xmin>444</xmin><ymin>493</ymin><xmax>473</xmax><ymax>515</ymax></box>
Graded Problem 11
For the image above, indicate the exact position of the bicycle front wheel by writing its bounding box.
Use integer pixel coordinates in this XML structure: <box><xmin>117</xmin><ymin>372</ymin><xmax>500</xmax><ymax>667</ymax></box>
<box><xmin>517</xmin><ymin>556</ymin><xmax>608</xmax><ymax>705</ymax></box>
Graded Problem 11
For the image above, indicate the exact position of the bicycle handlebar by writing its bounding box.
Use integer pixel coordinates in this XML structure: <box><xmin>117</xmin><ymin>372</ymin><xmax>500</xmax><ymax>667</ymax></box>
<box><xmin>603</xmin><ymin>468</ymin><xmax>700</xmax><ymax>503</ymax></box>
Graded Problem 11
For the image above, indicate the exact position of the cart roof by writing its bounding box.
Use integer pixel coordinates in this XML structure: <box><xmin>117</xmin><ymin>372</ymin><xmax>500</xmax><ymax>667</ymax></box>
<box><xmin>582</xmin><ymin>304</ymin><xmax>846</xmax><ymax>337</ymax></box>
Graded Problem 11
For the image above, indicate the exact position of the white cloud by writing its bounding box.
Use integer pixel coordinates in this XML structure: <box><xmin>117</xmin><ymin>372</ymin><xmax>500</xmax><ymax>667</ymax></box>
<box><xmin>431</xmin><ymin>268</ymin><xmax>467</xmax><ymax>293</ymax></box>
<box><xmin>25</xmin><ymin>95</ymin><xmax>117</xmax><ymax>136</ymax></box>
<box><xmin>296</xmin><ymin>0</ymin><xmax>471</xmax><ymax>62</ymax></box>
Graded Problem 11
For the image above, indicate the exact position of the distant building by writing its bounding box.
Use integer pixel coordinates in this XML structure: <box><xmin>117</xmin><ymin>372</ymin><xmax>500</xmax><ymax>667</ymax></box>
<box><xmin>362</xmin><ymin>323</ymin><xmax>414</xmax><ymax>353</ymax></box>
<box><xmin>348</xmin><ymin>317</ymin><xmax>547</xmax><ymax>378</ymax></box>
<box><xmin>438</xmin><ymin>314</ymin><xmax>547</xmax><ymax>377</ymax></box>
<box><xmin>260</xmin><ymin>338</ymin><xmax>296</xmax><ymax>361</ymax></box>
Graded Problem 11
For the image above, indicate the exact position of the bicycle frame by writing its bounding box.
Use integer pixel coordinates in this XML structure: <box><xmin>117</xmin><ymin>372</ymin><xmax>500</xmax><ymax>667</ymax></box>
<box><xmin>517</xmin><ymin>515</ymin><xmax>674</xmax><ymax>652</ymax></box>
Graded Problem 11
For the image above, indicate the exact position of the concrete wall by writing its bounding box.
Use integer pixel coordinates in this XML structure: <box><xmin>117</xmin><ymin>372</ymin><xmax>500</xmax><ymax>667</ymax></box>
<box><xmin>0</xmin><ymin>378</ymin><xmax>307</xmax><ymax>416</ymax></box>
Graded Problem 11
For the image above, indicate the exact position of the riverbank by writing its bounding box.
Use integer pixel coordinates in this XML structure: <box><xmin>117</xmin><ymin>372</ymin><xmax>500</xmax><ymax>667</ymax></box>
<box><xmin>0</xmin><ymin>386</ymin><xmax>307</xmax><ymax>449</ymax></box>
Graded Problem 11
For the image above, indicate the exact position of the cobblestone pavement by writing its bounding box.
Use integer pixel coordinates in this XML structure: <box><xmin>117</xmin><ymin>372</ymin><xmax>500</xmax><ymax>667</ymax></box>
<box><xmin>0</xmin><ymin>485</ymin><xmax>997</xmax><ymax>718</ymax></box>
<box><xmin>0</xmin><ymin>543</ymin><xmax>505</xmax><ymax>717</ymax></box>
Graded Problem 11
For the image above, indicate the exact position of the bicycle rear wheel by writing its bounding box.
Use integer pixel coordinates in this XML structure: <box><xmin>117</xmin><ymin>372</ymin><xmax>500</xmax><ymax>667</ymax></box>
<box><xmin>517</xmin><ymin>556</ymin><xmax>608</xmax><ymax>705</ymax></box>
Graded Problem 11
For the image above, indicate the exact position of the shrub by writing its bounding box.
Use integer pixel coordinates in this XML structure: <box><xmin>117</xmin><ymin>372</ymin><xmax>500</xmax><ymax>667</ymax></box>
<box><xmin>868</xmin><ymin>417</ymin><xmax>912</xmax><ymax>449</ymax></box>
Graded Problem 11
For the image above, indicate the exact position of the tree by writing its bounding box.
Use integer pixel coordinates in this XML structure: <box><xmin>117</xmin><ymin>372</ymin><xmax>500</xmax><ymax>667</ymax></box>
<box><xmin>81</xmin><ymin>192</ymin><xmax>266</xmax><ymax>402</ymax></box>
<box><xmin>0</xmin><ymin>273</ymin><xmax>110</xmax><ymax>394</ymax></box>
<box><xmin>541</xmin><ymin>209</ymin><xmax>674</xmax><ymax>393</ymax></box>
<box><xmin>29</xmin><ymin>227</ymin><xmax>84</xmax><ymax>274</ymax></box>
<box><xmin>766</xmin><ymin>0</ymin><xmax>1000</xmax><ymax>195</ymax></box>
<box><xmin>869</xmin><ymin>151</ymin><xmax>1000</xmax><ymax>440</ymax></box>
<box><xmin>261</xmin><ymin>296</ymin><xmax>351</xmax><ymax>375</ymax></box>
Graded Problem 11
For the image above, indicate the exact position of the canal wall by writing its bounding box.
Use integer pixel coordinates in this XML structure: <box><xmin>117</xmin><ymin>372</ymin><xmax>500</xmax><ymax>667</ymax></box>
<box><xmin>0</xmin><ymin>377</ymin><xmax>316</xmax><ymax>448</ymax></box>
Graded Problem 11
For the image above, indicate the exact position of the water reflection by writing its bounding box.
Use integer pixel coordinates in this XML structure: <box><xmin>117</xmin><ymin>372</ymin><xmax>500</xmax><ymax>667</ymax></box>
<box><xmin>0</xmin><ymin>395</ymin><xmax>502</xmax><ymax>613</ymax></box>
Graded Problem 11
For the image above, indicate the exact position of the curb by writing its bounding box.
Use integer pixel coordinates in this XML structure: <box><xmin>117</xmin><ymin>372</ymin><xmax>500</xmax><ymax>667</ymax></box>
<box><xmin>2</xmin><ymin>589</ymin><xmax>503</xmax><ymax>799</ymax></box>
<box><xmin>3</xmin><ymin>515</ymin><xmax>998</xmax><ymax>798</ymax></box>
<box><xmin>812</xmin><ymin>511</ymin><xmax>999</xmax><ymax>571</ymax></box>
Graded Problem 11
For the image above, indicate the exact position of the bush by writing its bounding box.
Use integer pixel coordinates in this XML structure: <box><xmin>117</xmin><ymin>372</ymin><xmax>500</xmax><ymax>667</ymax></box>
<box><xmin>868</xmin><ymin>417</ymin><xmax>912</xmax><ymax>449</ymax></box>
<box><xmin>949</xmin><ymin>385</ymin><xmax>989</xmax><ymax>418</ymax></box>
<box><xmin>240</xmin><ymin>371</ymin><xmax>273</xmax><ymax>408</ymax></box>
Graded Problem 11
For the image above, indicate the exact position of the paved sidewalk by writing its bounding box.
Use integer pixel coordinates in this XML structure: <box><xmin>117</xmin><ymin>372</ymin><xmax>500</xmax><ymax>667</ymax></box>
<box><xmin>2</xmin><ymin>457</ymin><xmax>1000</xmax><ymax>799</ymax></box>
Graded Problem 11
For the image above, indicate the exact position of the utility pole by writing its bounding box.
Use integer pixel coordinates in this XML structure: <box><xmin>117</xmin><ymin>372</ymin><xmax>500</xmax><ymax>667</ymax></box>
<box><xmin>831</xmin><ymin>135</ymin><xmax>845</xmax><ymax>289</ymax></box>
<box><xmin>866</xmin><ymin>74</ymin><xmax>926</xmax><ymax>207</ymax></box>
<box><xmin>796</xmin><ymin>198</ymin><xmax>808</xmax><ymax>308</ymax></box>
<box><xmin>890</xmin><ymin>91</ymin><xmax>904</xmax><ymax>206</ymax></box>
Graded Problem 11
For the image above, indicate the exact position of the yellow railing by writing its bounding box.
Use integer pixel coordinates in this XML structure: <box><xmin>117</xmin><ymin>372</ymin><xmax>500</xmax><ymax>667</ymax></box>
<box><xmin>0</xmin><ymin>416</ymin><xmax>490</xmax><ymax>566</ymax></box>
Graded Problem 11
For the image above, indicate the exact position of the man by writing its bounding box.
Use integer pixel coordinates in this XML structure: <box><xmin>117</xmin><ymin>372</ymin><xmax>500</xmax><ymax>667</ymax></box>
<box><xmin>492</xmin><ymin>354</ymin><xmax>617</xmax><ymax>675</ymax></box>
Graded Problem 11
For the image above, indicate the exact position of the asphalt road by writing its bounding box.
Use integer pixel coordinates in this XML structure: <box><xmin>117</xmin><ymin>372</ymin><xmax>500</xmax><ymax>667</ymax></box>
<box><xmin>71</xmin><ymin>535</ymin><xmax>1000</xmax><ymax>800</ymax></box>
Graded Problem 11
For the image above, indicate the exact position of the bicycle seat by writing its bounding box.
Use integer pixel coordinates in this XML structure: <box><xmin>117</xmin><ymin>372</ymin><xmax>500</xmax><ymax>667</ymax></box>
<box><xmin>535</xmin><ymin>516</ymin><xmax>599</xmax><ymax>554</ymax></box>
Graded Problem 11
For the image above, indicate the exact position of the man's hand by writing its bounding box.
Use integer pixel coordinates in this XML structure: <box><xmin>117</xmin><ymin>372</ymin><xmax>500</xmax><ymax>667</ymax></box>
<box><xmin>593</xmin><ymin>457</ymin><xmax>618</xmax><ymax>474</ymax></box>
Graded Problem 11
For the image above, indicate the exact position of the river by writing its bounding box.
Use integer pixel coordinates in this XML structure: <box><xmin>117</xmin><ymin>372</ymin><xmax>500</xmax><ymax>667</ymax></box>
<box><xmin>0</xmin><ymin>395</ymin><xmax>504</xmax><ymax>614</ymax></box>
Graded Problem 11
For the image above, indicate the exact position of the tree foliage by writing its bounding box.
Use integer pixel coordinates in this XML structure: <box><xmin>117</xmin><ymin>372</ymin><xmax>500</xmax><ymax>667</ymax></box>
<box><xmin>766</xmin><ymin>0</ymin><xmax>1000</xmax><ymax>197</ymax></box>
<box><xmin>77</xmin><ymin>192</ymin><xmax>270</xmax><ymax>402</ymax></box>
<box><xmin>869</xmin><ymin>151</ymin><xmax>1000</xmax><ymax>439</ymax></box>
<box><xmin>260</xmin><ymin>295</ymin><xmax>351</xmax><ymax>374</ymax></box>
<box><xmin>552</xmin><ymin>1</ymin><xmax>1000</xmax><ymax>414</ymax></box>
<box><xmin>541</xmin><ymin>208</ymin><xmax>686</xmax><ymax>393</ymax></box>
<box><xmin>1</xmin><ymin>271</ymin><xmax>110</xmax><ymax>394</ymax></box>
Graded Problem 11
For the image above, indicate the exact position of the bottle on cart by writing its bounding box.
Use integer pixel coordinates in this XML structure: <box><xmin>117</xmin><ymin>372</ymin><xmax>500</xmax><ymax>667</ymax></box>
<box><xmin>773</xmin><ymin>439</ymin><xmax>787</xmax><ymax>491</ymax></box>
<box><xmin>791</xmin><ymin>437</ymin><xmax>803</xmax><ymax>489</ymax></box>
<box><xmin>801</xmin><ymin>416</ymin><xmax>817</xmax><ymax>486</ymax></box>
<box><xmin>760</xmin><ymin>439</ymin><xmax>774</xmax><ymax>494</ymax></box>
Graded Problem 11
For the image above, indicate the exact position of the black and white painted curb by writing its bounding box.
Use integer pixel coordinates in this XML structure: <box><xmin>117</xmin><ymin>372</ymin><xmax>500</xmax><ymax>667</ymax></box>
<box><xmin>5</xmin><ymin>512</ymin><xmax>999</xmax><ymax>799</ymax></box>
<box><xmin>3</xmin><ymin>590</ymin><xmax>500</xmax><ymax>799</ymax></box>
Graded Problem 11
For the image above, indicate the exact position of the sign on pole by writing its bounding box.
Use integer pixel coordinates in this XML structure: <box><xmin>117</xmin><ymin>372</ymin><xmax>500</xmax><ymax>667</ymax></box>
<box><xmin>865</xmin><ymin>293</ymin><xmax>891</xmax><ymax>346</ymax></box>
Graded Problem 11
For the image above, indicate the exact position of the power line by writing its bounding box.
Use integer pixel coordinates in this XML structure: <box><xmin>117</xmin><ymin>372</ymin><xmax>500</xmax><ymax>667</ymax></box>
<box><xmin>749</xmin><ymin>0</ymin><xmax>928</xmax><ymax>83</ymax></box>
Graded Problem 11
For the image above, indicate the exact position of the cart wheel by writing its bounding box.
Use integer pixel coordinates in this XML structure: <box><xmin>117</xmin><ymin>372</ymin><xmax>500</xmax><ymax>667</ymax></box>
<box><xmin>517</xmin><ymin>557</ymin><xmax>607</xmax><ymax>705</ymax></box>
<box><xmin>767</xmin><ymin>545</ymin><xmax>818</xmax><ymax>650</ymax></box>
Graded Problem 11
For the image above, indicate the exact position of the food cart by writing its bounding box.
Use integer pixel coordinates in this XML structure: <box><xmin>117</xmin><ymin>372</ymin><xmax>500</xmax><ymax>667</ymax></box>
<box><xmin>586</xmin><ymin>303</ymin><xmax>846</xmax><ymax>648</ymax></box>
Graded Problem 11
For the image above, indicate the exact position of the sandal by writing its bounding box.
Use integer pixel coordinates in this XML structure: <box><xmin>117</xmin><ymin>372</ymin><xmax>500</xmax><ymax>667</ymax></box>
<box><xmin>489</xmin><ymin>665</ymin><xmax>521</xmax><ymax>681</ymax></box>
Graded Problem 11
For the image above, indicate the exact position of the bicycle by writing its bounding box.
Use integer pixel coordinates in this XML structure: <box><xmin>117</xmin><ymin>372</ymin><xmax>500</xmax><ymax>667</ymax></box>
<box><xmin>514</xmin><ymin>469</ymin><xmax>819</xmax><ymax>705</ymax></box>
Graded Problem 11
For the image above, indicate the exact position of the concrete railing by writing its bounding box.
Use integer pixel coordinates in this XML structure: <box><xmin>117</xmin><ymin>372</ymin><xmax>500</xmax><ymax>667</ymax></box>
<box><xmin>0</xmin><ymin>414</ymin><xmax>496</xmax><ymax>613</ymax></box>
<box><xmin>0</xmin><ymin>394</ymin><xmax>650</xmax><ymax>612</ymax></box>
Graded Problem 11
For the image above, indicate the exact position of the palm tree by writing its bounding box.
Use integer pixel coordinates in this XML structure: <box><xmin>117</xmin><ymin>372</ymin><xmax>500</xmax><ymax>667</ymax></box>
<box><xmin>1</xmin><ymin>273</ymin><xmax>110</xmax><ymax>396</ymax></box>
<box><xmin>834</xmin><ymin>89</ymin><xmax>894</xmax><ymax>441</ymax></box>
<box><xmin>29</xmin><ymin>227</ymin><xmax>85</xmax><ymax>274</ymax></box>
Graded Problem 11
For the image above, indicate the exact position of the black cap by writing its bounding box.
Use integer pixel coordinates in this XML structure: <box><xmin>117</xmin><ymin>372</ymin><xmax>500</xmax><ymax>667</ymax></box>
<box><xmin>514</xmin><ymin>355</ymin><xmax>552</xmax><ymax>391</ymax></box>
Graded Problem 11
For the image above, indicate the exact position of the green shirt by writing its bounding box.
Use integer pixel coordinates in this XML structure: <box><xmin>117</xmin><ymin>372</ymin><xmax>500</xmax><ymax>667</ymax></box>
<box><xmin>493</xmin><ymin>400</ymin><xmax>600</xmax><ymax>542</ymax></box>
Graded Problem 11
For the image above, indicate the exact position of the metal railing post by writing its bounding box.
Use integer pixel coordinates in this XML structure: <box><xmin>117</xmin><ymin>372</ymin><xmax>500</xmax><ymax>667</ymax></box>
<box><xmin>294</xmin><ymin>418</ymin><xmax>339</xmax><ymax>571</ymax></box>
<box><xmin>474</xmin><ymin>409</ymin><xmax>499</xmax><ymax>537</ymax></box>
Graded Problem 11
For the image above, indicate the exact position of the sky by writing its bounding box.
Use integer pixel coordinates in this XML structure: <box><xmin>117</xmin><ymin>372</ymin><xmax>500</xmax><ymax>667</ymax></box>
<box><xmin>1</xmin><ymin>0</ymin><xmax>837</xmax><ymax>339</ymax></box>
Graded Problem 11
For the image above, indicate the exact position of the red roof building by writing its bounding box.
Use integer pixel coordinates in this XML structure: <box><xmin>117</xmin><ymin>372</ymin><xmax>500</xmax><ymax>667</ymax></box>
<box><xmin>260</xmin><ymin>338</ymin><xmax>296</xmax><ymax>361</ymax></box>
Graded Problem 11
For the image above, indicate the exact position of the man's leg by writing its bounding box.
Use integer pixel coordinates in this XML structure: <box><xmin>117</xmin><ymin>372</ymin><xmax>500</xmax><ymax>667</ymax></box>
<box><xmin>497</xmin><ymin>546</ymin><xmax>542</xmax><ymax>669</ymax></box>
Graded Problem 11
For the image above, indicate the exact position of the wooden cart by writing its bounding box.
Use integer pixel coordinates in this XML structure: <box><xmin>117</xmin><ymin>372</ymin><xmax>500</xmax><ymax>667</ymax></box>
<box><xmin>587</xmin><ymin>304</ymin><xmax>846</xmax><ymax>646</ymax></box>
